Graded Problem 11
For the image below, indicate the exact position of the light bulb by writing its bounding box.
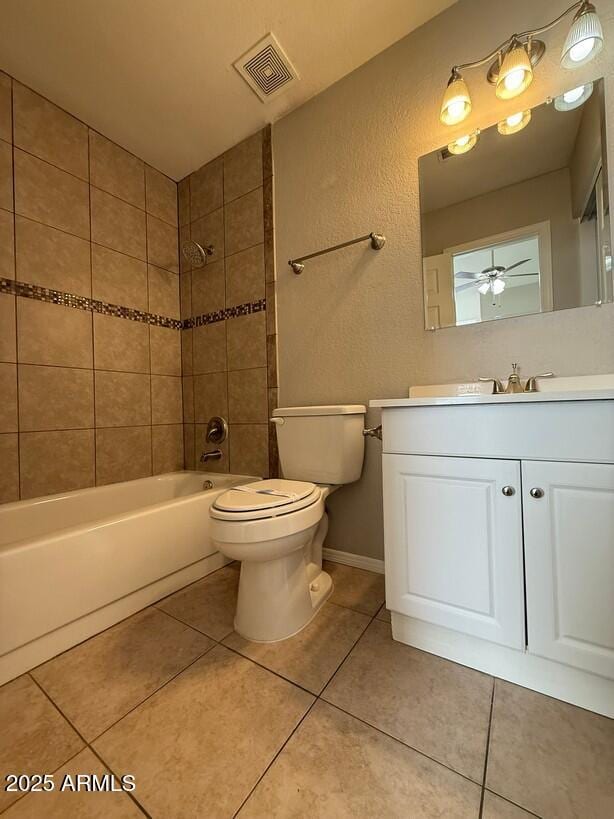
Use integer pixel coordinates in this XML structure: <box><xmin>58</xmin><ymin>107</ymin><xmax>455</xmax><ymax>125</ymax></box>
<box><xmin>506</xmin><ymin>112</ymin><xmax>524</xmax><ymax>128</ymax></box>
<box><xmin>504</xmin><ymin>69</ymin><xmax>526</xmax><ymax>92</ymax></box>
<box><xmin>478</xmin><ymin>282</ymin><xmax>490</xmax><ymax>295</ymax></box>
<box><xmin>561</xmin><ymin>3</ymin><xmax>604</xmax><ymax>69</ymax></box>
<box><xmin>569</xmin><ymin>37</ymin><xmax>595</xmax><ymax>63</ymax></box>
<box><xmin>497</xmin><ymin>110</ymin><xmax>531</xmax><ymax>135</ymax></box>
<box><xmin>492</xmin><ymin>279</ymin><xmax>506</xmax><ymax>295</ymax></box>
<box><xmin>563</xmin><ymin>85</ymin><xmax>585</xmax><ymax>103</ymax></box>
<box><xmin>447</xmin><ymin>130</ymin><xmax>479</xmax><ymax>155</ymax></box>
<box><xmin>554</xmin><ymin>82</ymin><xmax>593</xmax><ymax>112</ymax></box>
<box><xmin>496</xmin><ymin>41</ymin><xmax>533</xmax><ymax>100</ymax></box>
<box><xmin>440</xmin><ymin>71</ymin><xmax>472</xmax><ymax>125</ymax></box>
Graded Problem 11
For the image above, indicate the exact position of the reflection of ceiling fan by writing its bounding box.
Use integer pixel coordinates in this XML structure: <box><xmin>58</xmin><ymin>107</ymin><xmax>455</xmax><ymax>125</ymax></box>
<box><xmin>456</xmin><ymin>257</ymin><xmax>536</xmax><ymax>303</ymax></box>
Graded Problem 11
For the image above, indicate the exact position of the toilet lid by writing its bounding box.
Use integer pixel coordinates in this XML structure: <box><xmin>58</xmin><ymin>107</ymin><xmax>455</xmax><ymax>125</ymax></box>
<box><xmin>211</xmin><ymin>479</ymin><xmax>320</xmax><ymax>520</ymax></box>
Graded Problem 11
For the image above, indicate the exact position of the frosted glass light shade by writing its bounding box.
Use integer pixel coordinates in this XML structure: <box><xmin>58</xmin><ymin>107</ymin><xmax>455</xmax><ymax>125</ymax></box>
<box><xmin>496</xmin><ymin>42</ymin><xmax>533</xmax><ymax>100</ymax></box>
<box><xmin>440</xmin><ymin>73</ymin><xmax>472</xmax><ymax>125</ymax></box>
<box><xmin>497</xmin><ymin>109</ymin><xmax>531</xmax><ymax>135</ymax></box>
<box><xmin>554</xmin><ymin>82</ymin><xmax>594</xmax><ymax>111</ymax></box>
<box><xmin>561</xmin><ymin>5</ymin><xmax>604</xmax><ymax>69</ymax></box>
<box><xmin>448</xmin><ymin>131</ymin><xmax>479</xmax><ymax>155</ymax></box>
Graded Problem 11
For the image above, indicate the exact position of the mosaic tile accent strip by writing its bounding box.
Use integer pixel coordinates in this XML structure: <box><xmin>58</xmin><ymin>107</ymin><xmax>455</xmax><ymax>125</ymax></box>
<box><xmin>183</xmin><ymin>298</ymin><xmax>267</xmax><ymax>329</ymax></box>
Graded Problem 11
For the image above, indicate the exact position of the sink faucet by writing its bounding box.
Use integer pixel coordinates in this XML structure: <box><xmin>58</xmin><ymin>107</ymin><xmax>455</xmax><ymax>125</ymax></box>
<box><xmin>479</xmin><ymin>364</ymin><xmax>554</xmax><ymax>394</ymax></box>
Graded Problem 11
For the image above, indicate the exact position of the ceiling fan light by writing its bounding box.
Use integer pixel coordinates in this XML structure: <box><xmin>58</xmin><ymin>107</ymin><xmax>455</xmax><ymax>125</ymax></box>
<box><xmin>447</xmin><ymin>130</ymin><xmax>479</xmax><ymax>155</ymax></box>
<box><xmin>440</xmin><ymin>71</ymin><xmax>472</xmax><ymax>125</ymax></box>
<box><xmin>496</xmin><ymin>41</ymin><xmax>533</xmax><ymax>100</ymax></box>
<box><xmin>497</xmin><ymin>109</ymin><xmax>532</xmax><ymax>135</ymax></box>
<box><xmin>561</xmin><ymin>3</ymin><xmax>604</xmax><ymax>69</ymax></box>
<box><xmin>554</xmin><ymin>81</ymin><xmax>594</xmax><ymax>111</ymax></box>
<box><xmin>492</xmin><ymin>278</ymin><xmax>506</xmax><ymax>295</ymax></box>
<box><xmin>478</xmin><ymin>282</ymin><xmax>490</xmax><ymax>295</ymax></box>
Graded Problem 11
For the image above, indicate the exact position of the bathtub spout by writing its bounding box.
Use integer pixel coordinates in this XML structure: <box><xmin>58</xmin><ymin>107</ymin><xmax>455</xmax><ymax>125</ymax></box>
<box><xmin>200</xmin><ymin>449</ymin><xmax>222</xmax><ymax>463</ymax></box>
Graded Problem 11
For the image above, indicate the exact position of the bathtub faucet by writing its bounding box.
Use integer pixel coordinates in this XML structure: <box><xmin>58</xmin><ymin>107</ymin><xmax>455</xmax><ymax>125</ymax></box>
<box><xmin>200</xmin><ymin>449</ymin><xmax>222</xmax><ymax>463</ymax></box>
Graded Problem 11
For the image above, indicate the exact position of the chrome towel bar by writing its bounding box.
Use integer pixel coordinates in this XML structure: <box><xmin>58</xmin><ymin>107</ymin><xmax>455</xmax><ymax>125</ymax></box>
<box><xmin>288</xmin><ymin>232</ymin><xmax>386</xmax><ymax>274</ymax></box>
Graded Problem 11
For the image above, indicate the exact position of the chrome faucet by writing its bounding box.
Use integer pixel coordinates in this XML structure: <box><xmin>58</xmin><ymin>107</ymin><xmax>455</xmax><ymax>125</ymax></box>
<box><xmin>479</xmin><ymin>364</ymin><xmax>554</xmax><ymax>394</ymax></box>
<box><xmin>200</xmin><ymin>449</ymin><xmax>222</xmax><ymax>463</ymax></box>
<box><xmin>200</xmin><ymin>416</ymin><xmax>228</xmax><ymax>464</ymax></box>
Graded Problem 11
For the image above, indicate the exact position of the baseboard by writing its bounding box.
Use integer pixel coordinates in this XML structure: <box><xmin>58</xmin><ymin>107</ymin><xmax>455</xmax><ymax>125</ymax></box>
<box><xmin>322</xmin><ymin>547</ymin><xmax>385</xmax><ymax>575</ymax></box>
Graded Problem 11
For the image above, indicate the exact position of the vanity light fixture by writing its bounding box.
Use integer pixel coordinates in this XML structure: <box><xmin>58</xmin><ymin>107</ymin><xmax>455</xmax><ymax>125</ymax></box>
<box><xmin>439</xmin><ymin>1</ymin><xmax>604</xmax><ymax>126</ymax></box>
<box><xmin>497</xmin><ymin>109</ymin><xmax>532</xmax><ymax>135</ymax></box>
<box><xmin>447</xmin><ymin>130</ymin><xmax>480</xmax><ymax>155</ymax></box>
<box><xmin>553</xmin><ymin>81</ymin><xmax>594</xmax><ymax>110</ymax></box>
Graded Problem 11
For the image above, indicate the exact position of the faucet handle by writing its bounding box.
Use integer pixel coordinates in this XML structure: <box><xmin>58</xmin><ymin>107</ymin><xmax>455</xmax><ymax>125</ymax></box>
<box><xmin>479</xmin><ymin>376</ymin><xmax>505</xmax><ymax>394</ymax></box>
<box><xmin>524</xmin><ymin>372</ymin><xmax>554</xmax><ymax>393</ymax></box>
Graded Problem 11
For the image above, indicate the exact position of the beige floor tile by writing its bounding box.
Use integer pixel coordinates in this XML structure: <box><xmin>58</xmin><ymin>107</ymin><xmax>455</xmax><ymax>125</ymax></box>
<box><xmin>32</xmin><ymin>608</ymin><xmax>212</xmax><ymax>741</ymax></box>
<box><xmin>3</xmin><ymin>748</ymin><xmax>142</xmax><ymax>818</ymax></box>
<box><xmin>93</xmin><ymin>644</ymin><xmax>314</xmax><ymax>818</ymax></box>
<box><xmin>323</xmin><ymin>560</ymin><xmax>386</xmax><ymax>615</ymax></box>
<box><xmin>322</xmin><ymin>619</ymin><xmax>492</xmax><ymax>782</ymax></box>
<box><xmin>486</xmin><ymin>680</ymin><xmax>614</xmax><ymax>818</ymax></box>
<box><xmin>157</xmin><ymin>564</ymin><xmax>239</xmax><ymax>640</ymax></box>
<box><xmin>239</xmin><ymin>700</ymin><xmax>481</xmax><ymax>819</ymax></box>
<box><xmin>0</xmin><ymin>675</ymin><xmax>84</xmax><ymax>811</ymax></box>
<box><xmin>375</xmin><ymin>603</ymin><xmax>392</xmax><ymax>622</ymax></box>
<box><xmin>224</xmin><ymin>603</ymin><xmax>370</xmax><ymax>694</ymax></box>
<box><xmin>482</xmin><ymin>791</ymin><xmax>538</xmax><ymax>818</ymax></box>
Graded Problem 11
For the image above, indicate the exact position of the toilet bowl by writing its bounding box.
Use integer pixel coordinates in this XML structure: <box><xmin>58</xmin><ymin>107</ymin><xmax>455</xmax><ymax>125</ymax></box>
<box><xmin>209</xmin><ymin>404</ymin><xmax>366</xmax><ymax>642</ymax></box>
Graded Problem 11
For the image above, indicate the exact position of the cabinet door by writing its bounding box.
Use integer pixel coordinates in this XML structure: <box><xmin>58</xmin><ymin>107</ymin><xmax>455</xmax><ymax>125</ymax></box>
<box><xmin>383</xmin><ymin>454</ymin><xmax>525</xmax><ymax>648</ymax></box>
<box><xmin>523</xmin><ymin>461</ymin><xmax>614</xmax><ymax>679</ymax></box>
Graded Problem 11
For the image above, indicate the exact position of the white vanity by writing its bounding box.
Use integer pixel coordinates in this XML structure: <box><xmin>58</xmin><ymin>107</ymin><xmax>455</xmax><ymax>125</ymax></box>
<box><xmin>371</xmin><ymin>377</ymin><xmax>614</xmax><ymax>717</ymax></box>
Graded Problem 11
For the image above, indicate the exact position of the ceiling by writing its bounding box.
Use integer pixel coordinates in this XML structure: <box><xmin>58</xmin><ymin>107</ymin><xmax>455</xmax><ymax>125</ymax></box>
<box><xmin>0</xmin><ymin>0</ymin><xmax>456</xmax><ymax>180</ymax></box>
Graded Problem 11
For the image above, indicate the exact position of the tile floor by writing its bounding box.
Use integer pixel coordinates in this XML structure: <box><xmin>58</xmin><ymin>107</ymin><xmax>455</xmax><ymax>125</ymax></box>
<box><xmin>1</xmin><ymin>560</ymin><xmax>613</xmax><ymax>818</ymax></box>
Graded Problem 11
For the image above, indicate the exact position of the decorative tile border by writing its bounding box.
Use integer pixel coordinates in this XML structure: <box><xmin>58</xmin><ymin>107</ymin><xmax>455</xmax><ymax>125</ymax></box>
<box><xmin>183</xmin><ymin>298</ymin><xmax>267</xmax><ymax>329</ymax></box>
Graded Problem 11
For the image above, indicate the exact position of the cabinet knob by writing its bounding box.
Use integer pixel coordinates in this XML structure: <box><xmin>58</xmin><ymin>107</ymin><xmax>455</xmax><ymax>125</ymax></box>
<box><xmin>530</xmin><ymin>487</ymin><xmax>545</xmax><ymax>499</ymax></box>
<box><xmin>501</xmin><ymin>486</ymin><xmax>515</xmax><ymax>497</ymax></box>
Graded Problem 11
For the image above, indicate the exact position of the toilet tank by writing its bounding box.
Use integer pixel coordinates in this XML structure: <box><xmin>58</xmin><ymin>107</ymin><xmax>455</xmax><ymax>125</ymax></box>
<box><xmin>271</xmin><ymin>405</ymin><xmax>366</xmax><ymax>485</ymax></box>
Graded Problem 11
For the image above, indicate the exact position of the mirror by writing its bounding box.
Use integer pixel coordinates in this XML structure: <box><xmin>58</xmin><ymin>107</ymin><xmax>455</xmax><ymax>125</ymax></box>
<box><xmin>419</xmin><ymin>77</ymin><xmax>612</xmax><ymax>329</ymax></box>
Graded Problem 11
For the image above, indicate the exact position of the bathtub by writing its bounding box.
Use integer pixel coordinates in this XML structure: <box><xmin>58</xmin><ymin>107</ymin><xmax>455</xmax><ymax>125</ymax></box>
<box><xmin>0</xmin><ymin>471</ymin><xmax>256</xmax><ymax>685</ymax></box>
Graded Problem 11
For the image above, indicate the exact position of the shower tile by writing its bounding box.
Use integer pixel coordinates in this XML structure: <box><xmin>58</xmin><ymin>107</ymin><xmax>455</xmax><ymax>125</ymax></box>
<box><xmin>225</xmin><ymin>187</ymin><xmax>263</xmax><ymax>256</ymax></box>
<box><xmin>13</xmin><ymin>82</ymin><xmax>88</xmax><ymax>179</ymax></box>
<box><xmin>3</xmin><ymin>748</ymin><xmax>143</xmax><ymax>818</ymax></box>
<box><xmin>0</xmin><ymin>140</ymin><xmax>13</xmax><ymax>212</ymax></box>
<box><xmin>150</xmin><ymin>325</ymin><xmax>181</xmax><ymax>376</ymax></box>
<box><xmin>0</xmin><ymin>208</ymin><xmax>14</xmax><ymax>279</ymax></box>
<box><xmin>264</xmin><ymin>228</ymin><xmax>275</xmax><ymax>283</ymax></box>
<box><xmin>266</xmin><ymin>282</ymin><xmax>276</xmax><ymax>335</ymax></box>
<box><xmin>183</xmin><ymin>423</ymin><xmax>195</xmax><ymax>469</ymax></box>
<box><xmin>192</xmin><ymin>321</ymin><xmax>226</xmax><ymax>375</ymax></box>
<box><xmin>190</xmin><ymin>156</ymin><xmax>223</xmax><ymax>220</ymax></box>
<box><xmin>226</xmin><ymin>312</ymin><xmax>266</xmax><ymax>371</ymax></box>
<box><xmin>229</xmin><ymin>423</ymin><xmax>268</xmax><ymax>477</ymax></box>
<box><xmin>15</xmin><ymin>216</ymin><xmax>91</xmax><ymax>297</ymax></box>
<box><xmin>93</xmin><ymin>645</ymin><xmax>313</xmax><ymax>818</ymax></box>
<box><xmin>19</xmin><ymin>364</ymin><xmax>94</xmax><ymax>431</ymax></box>
<box><xmin>323</xmin><ymin>560</ymin><xmax>385</xmax><ymax>616</ymax></box>
<box><xmin>95</xmin><ymin>426</ymin><xmax>152</xmax><ymax>485</ymax></box>
<box><xmin>197</xmin><ymin>429</ymin><xmax>229</xmax><ymax>473</ymax></box>
<box><xmin>91</xmin><ymin>244</ymin><xmax>148</xmax><ymax>311</ymax></box>
<box><xmin>93</xmin><ymin>313</ymin><xmax>149</xmax><ymax>373</ymax></box>
<box><xmin>192</xmin><ymin>258</ymin><xmax>225</xmax><ymax>316</ymax></box>
<box><xmin>180</xmin><ymin>269</ymin><xmax>192</xmax><ymax>318</ymax></box>
<box><xmin>267</xmin><ymin>333</ymin><xmax>278</xmax><ymax>388</ymax></box>
<box><xmin>0</xmin><ymin>433</ymin><xmax>18</xmax><ymax>502</ymax></box>
<box><xmin>263</xmin><ymin>176</ymin><xmax>273</xmax><ymax>234</ymax></box>
<box><xmin>145</xmin><ymin>165</ymin><xmax>177</xmax><ymax>226</ymax></box>
<box><xmin>32</xmin><ymin>608</ymin><xmax>212</xmax><ymax>742</ymax></box>
<box><xmin>91</xmin><ymin>186</ymin><xmax>146</xmax><ymax>260</ymax></box>
<box><xmin>238</xmin><ymin>701</ymin><xmax>480</xmax><ymax>819</ymax></box>
<box><xmin>228</xmin><ymin>367</ymin><xmax>268</xmax><ymax>423</ymax></box>
<box><xmin>224</xmin><ymin>603</ymin><xmax>370</xmax><ymax>695</ymax></box>
<box><xmin>95</xmin><ymin>370</ymin><xmax>151</xmax><ymax>427</ymax></box>
<box><xmin>151</xmin><ymin>374</ymin><xmax>183</xmax><ymax>424</ymax></box>
<box><xmin>181</xmin><ymin>327</ymin><xmax>193</xmax><ymax>375</ymax></box>
<box><xmin>193</xmin><ymin>371</ymin><xmax>228</xmax><ymax>424</ymax></box>
<box><xmin>14</xmin><ymin>149</ymin><xmax>89</xmax><ymax>238</ymax></box>
<box><xmin>178</xmin><ymin>176</ymin><xmax>190</xmax><ymax>227</ymax></box>
<box><xmin>0</xmin><ymin>294</ymin><xmax>16</xmax><ymax>362</ymax></box>
<box><xmin>89</xmin><ymin>130</ymin><xmax>145</xmax><ymax>209</ymax></box>
<box><xmin>152</xmin><ymin>424</ymin><xmax>184</xmax><ymax>474</ymax></box>
<box><xmin>17</xmin><ymin>298</ymin><xmax>93</xmax><ymax>368</ymax></box>
<box><xmin>148</xmin><ymin>264</ymin><xmax>180</xmax><ymax>318</ymax></box>
<box><xmin>182</xmin><ymin>376</ymin><xmax>194</xmax><ymax>423</ymax></box>
<box><xmin>157</xmin><ymin>565</ymin><xmax>239</xmax><ymax>640</ymax></box>
<box><xmin>191</xmin><ymin>206</ymin><xmax>224</xmax><ymax>263</ymax></box>
<box><xmin>224</xmin><ymin>131</ymin><xmax>263</xmax><ymax>203</ymax></box>
<box><xmin>225</xmin><ymin>243</ymin><xmax>265</xmax><ymax>306</ymax></box>
<box><xmin>0</xmin><ymin>675</ymin><xmax>84</xmax><ymax>812</ymax></box>
<box><xmin>179</xmin><ymin>223</ymin><xmax>191</xmax><ymax>273</ymax></box>
<box><xmin>147</xmin><ymin>214</ymin><xmax>178</xmax><ymax>274</ymax></box>
<box><xmin>262</xmin><ymin>124</ymin><xmax>272</xmax><ymax>179</ymax></box>
<box><xmin>0</xmin><ymin>363</ymin><xmax>17</xmax><ymax>432</ymax></box>
<box><xmin>0</xmin><ymin>72</ymin><xmax>11</xmax><ymax>143</ymax></box>
<box><xmin>19</xmin><ymin>429</ymin><xmax>95</xmax><ymax>498</ymax></box>
<box><xmin>322</xmin><ymin>619</ymin><xmax>493</xmax><ymax>783</ymax></box>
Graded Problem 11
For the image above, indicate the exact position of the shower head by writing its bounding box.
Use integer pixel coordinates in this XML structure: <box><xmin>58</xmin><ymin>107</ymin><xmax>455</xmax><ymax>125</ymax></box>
<box><xmin>181</xmin><ymin>239</ymin><xmax>214</xmax><ymax>268</ymax></box>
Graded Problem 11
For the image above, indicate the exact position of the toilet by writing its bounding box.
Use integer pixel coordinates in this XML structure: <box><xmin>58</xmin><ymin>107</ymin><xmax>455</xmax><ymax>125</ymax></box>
<box><xmin>209</xmin><ymin>405</ymin><xmax>366</xmax><ymax>642</ymax></box>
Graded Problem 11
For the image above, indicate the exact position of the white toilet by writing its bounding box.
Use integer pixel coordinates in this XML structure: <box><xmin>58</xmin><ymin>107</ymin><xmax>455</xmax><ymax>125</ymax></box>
<box><xmin>209</xmin><ymin>405</ymin><xmax>366</xmax><ymax>642</ymax></box>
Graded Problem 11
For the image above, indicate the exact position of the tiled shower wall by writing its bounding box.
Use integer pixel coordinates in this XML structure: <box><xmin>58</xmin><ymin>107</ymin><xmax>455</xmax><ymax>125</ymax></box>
<box><xmin>0</xmin><ymin>71</ymin><xmax>183</xmax><ymax>503</ymax></box>
<box><xmin>179</xmin><ymin>127</ymin><xmax>279</xmax><ymax>479</ymax></box>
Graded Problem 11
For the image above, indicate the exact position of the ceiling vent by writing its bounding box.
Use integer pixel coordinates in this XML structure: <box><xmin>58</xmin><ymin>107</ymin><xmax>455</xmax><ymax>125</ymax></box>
<box><xmin>233</xmin><ymin>33</ymin><xmax>299</xmax><ymax>103</ymax></box>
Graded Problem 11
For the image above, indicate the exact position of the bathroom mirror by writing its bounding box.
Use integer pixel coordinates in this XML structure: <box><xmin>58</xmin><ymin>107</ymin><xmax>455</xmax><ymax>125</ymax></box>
<box><xmin>419</xmin><ymin>77</ymin><xmax>612</xmax><ymax>329</ymax></box>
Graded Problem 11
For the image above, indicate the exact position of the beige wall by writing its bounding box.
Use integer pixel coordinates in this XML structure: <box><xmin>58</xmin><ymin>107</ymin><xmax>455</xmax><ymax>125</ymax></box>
<box><xmin>273</xmin><ymin>0</ymin><xmax>614</xmax><ymax>559</ymax></box>
<box><xmin>0</xmin><ymin>72</ymin><xmax>183</xmax><ymax>503</ymax></box>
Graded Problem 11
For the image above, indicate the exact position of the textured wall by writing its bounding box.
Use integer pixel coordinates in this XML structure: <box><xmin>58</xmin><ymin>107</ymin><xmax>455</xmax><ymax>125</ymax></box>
<box><xmin>273</xmin><ymin>0</ymin><xmax>614</xmax><ymax>559</ymax></box>
<box><xmin>179</xmin><ymin>128</ymin><xmax>278</xmax><ymax>479</ymax></box>
<box><xmin>0</xmin><ymin>72</ymin><xmax>182</xmax><ymax>503</ymax></box>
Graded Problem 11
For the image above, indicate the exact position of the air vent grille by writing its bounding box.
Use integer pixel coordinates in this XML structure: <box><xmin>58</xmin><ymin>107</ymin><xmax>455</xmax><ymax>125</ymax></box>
<box><xmin>234</xmin><ymin>33</ymin><xmax>298</xmax><ymax>102</ymax></box>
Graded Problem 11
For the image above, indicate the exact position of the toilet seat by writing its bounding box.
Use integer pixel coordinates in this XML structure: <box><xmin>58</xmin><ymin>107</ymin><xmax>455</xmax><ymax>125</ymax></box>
<box><xmin>211</xmin><ymin>479</ymin><xmax>321</xmax><ymax>521</ymax></box>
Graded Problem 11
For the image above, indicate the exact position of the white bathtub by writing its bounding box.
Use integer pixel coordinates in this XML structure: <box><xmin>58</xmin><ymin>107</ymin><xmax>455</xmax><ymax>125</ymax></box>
<box><xmin>0</xmin><ymin>471</ymin><xmax>255</xmax><ymax>685</ymax></box>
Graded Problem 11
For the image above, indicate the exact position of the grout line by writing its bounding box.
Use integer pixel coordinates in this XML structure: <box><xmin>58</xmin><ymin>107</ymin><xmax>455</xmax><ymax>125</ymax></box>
<box><xmin>478</xmin><ymin>678</ymin><xmax>497</xmax><ymax>818</ymax></box>
<box><xmin>87</xmin><ymin>745</ymin><xmax>152</xmax><ymax>818</ymax></box>
<box><xmin>9</xmin><ymin>77</ymin><xmax>21</xmax><ymax>501</ymax></box>
<box><xmin>87</xmin><ymin>115</ymin><xmax>97</xmax><ymax>486</ymax></box>
<box><xmin>145</xmin><ymin>171</ymin><xmax>154</xmax><ymax>477</ymax></box>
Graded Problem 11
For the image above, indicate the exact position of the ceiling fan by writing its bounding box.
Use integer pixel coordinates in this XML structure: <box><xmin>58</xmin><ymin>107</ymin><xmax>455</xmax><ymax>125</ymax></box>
<box><xmin>455</xmin><ymin>256</ymin><xmax>537</xmax><ymax>303</ymax></box>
